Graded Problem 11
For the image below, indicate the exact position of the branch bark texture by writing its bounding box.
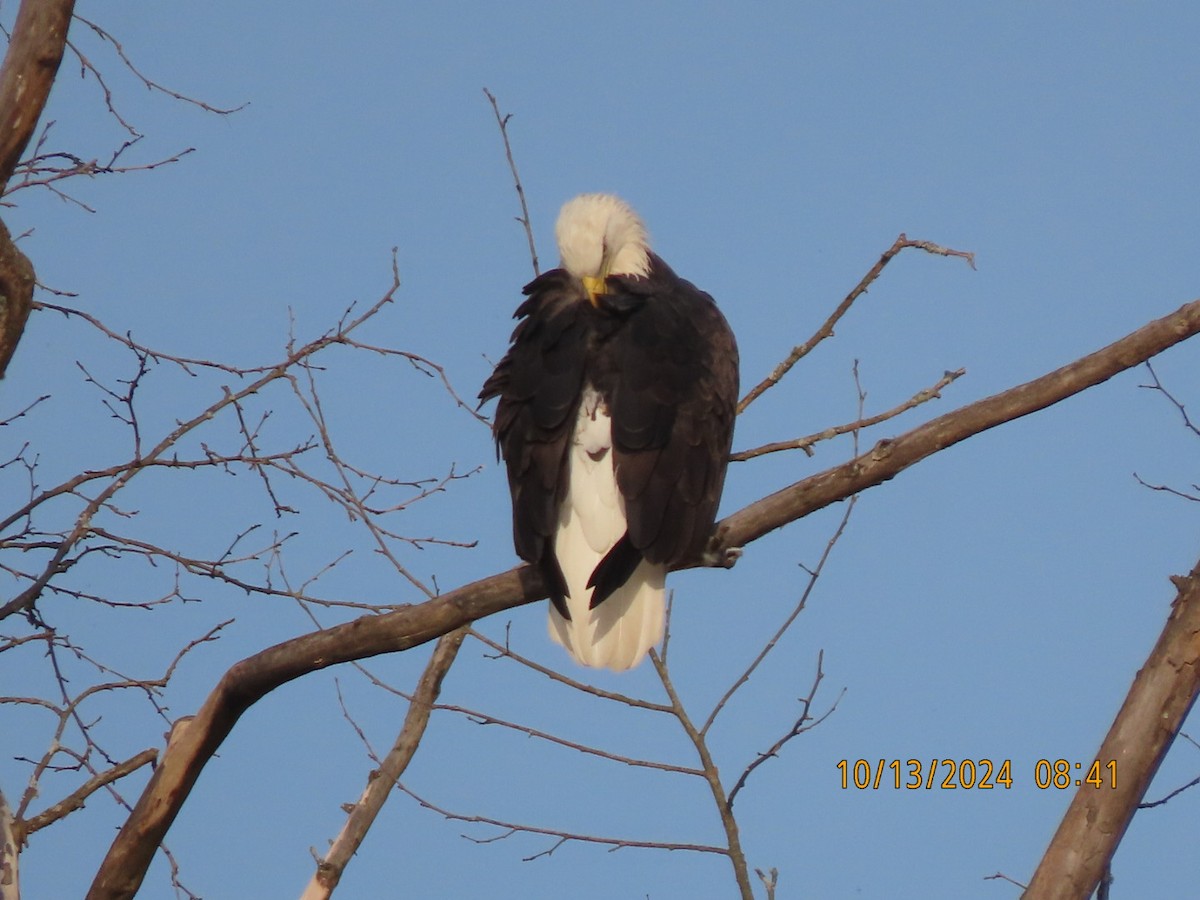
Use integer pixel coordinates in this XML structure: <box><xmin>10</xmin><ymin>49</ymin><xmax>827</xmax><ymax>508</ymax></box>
<box><xmin>722</xmin><ymin>299</ymin><xmax>1200</xmax><ymax>549</ymax></box>
<box><xmin>87</xmin><ymin>297</ymin><xmax>1200</xmax><ymax>900</ymax></box>
<box><xmin>299</xmin><ymin>628</ymin><xmax>467</xmax><ymax>900</ymax></box>
<box><xmin>0</xmin><ymin>0</ymin><xmax>76</xmax><ymax>377</ymax></box>
<box><xmin>1022</xmin><ymin>555</ymin><xmax>1200</xmax><ymax>900</ymax></box>
<box><xmin>0</xmin><ymin>0</ymin><xmax>73</xmax><ymax>187</ymax></box>
<box><xmin>85</xmin><ymin>567</ymin><xmax>541</xmax><ymax>900</ymax></box>
<box><xmin>0</xmin><ymin>788</ymin><xmax>16</xmax><ymax>900</ymax></box>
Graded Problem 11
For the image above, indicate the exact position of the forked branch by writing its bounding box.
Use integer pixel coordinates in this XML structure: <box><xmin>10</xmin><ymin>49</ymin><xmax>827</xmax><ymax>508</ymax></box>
<box><xmin>86</xmin><ymin>296</ymin><xmax>1200</xmax><ymax>900</ymax></box>
<box><xmin>721</xmin><ymin>298</ymin><xmax>1200</xmax><ymax>552</ymax></box>
<box><xmin>737</xmin><ymin>233</ymin><xmax>975</xmax><ymax>414</ymax></box>
<box><xmin>0</xmin><ymin>0</ymin><xmax>76</xmax><ymax>189</ymax></box>
<box><xmin>396</xmin><ymin>783</ymin><xmax>728</xmax><ymax>861</ymax></box>
<box><xmin>300</xmin><ymin>628</ymin><xmax>468</xmax><ymax>900</ymax></box>
<box><xmin>731</xmin><ymin>368</ymin><xmax>964</xmax><ymax>462</ymax></box>
<box><xmin>650</xmin><ymin>649</ymin><xmax>754</xmax><ymax>900</ymax></box>
<box><xmin>1022</xmin><ymin>553</ymin><xmax>1200</xmax><ymax>899</ymax></box>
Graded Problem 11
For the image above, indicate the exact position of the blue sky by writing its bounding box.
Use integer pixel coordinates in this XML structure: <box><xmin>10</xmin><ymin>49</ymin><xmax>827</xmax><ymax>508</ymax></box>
<box><xmin>3</xmin><ymin>3</ymin><xmax>1199</xmax><ymax>898</ymax></box>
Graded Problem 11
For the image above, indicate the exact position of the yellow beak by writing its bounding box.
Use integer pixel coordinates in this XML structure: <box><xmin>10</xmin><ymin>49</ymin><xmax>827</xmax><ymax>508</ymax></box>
<box><xmin>581</xmin><ymin>274</ymin><xmax>607</xmax><ymax>306</ymax></box>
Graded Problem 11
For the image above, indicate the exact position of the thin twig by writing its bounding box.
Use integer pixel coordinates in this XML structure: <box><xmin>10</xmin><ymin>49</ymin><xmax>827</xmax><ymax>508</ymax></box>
<box><xmin>703</xmin><ymin>497</ymin><xmax>855</xmax><ymax>736</ymax></box>
<box><xmin>7</xmin><ymin>143</ymin><xmax>195</xmax><ymax>199</ymax></box>
<box><xmin>397</xmin><ymin>782</ymin><xmax>727</xmax><ymax>861</ymax></box>
<box><xmin>1139</xmin><ymin>361</ymin><xmax>1199</xmax><ymax>436</ymax></box>
<box><xmin>18</xmin><ymin>748</ymin><xmax>157</xmax><ymax>838</ymax></box>
<box><xmin>484</xmin><ymin>88</ymin><xmax>539</xmax><ymax>277</ymax></box>
<box><xmin>467</xmin><ymin>628</ymin><xmax>673</xmax><ymax>713</ymax></box>
<box><xmin>706</xmin><ymin>362</ymin><xmax>867</xmax><ymax>735</ymax></box>
<box><xmin>429</xmin><ymin>701</ymin><xmax>702</xmax><ymax>776</ymax></box>
<box><xmin>726</xmin><ymin>652</ymin><xmax>844</xmax><ymax>808</ymax></box>
<box><xmin>72</xmin><ymin>16</ymin><xmax>245</xmax><ymax>117</ymax></box>
<box><xmin>756</xmin><ymin>867</ymin><xmax>779</xmax><ymax>900</ymax></box>
<box><xmin>649</xmin><ymin>650</ymin><xmax>754</xmax><ymax>900</ymax></box>
<box><xmin>738</xmin><ymin>234</ymin><xmax>975</xmax><ymax>414</ymax></box>
<box><xmin>301</xmin><ymin>629</ymin><xmax>468</xmax><ymax>899</ymax></box>
<box><xmin>1132</xmin><ymin>474</ymin><xmax>1200</xmax><ymax>503</ymax></box>
<box><xmin>986</xmin><ymin>872</ymin><xmax>1029</xmax><ymax>890</ymax></box>
<box><xmin>1140</xmin><ymin>732</ymin><xmax>1200</xmax><ymax>808</ymax></box>
<box><xmin>1137</xmin><ymin>773</ymin><xmax>1200</xmax><ymax>809</ymax></box>
<box><xmin>732</xmin><ymin>368</ymin><xmax>964</xmax><ymax>461</ymax></box>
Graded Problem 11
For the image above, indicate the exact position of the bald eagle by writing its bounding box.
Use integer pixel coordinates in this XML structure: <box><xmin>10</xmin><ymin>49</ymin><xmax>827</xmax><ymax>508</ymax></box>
<box><xmin>480</xmin><ymin>194</ymin><xmax>738</xmax><ymax>670</ymax></box>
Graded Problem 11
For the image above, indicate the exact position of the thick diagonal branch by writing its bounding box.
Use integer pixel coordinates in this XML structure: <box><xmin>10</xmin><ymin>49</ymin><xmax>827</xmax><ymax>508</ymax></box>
<box><xmin>0</xmin><ymin>0</ymin><xmax>76</xmax><ymax>376</ymax></box>
<box><xmin>1021</xmin><ymin>555</ymin><xmax>1200</xmax><ymax>900</ymax></box>
<box><xmin>87</xmin><ymin>297</ymin><xmax>1200</xmax><ymax>900</ymax></box>
<box><xmin>720</xmin><ymin>299</ymin><xmax>1200</xmax><ymax>550</ymax></box>
<box><xmin>0</xmin><ymin>0</ymin><xmax>74</xmax><ymax>188</ymax></box>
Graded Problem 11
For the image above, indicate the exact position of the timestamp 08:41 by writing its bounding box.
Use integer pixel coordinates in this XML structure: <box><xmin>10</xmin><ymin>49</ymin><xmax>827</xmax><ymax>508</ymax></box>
<box><xmin>836</xmin><ymin>758</ymin><xmax>1118</xmax><ymax>791</ymax></box>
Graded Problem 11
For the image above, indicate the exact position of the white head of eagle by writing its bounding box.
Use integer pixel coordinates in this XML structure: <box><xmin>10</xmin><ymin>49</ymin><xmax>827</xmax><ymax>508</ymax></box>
<box><xmin>481</xmin><ymin>193</ymin><xmax>738</xmax><ymax>671</ymax></box>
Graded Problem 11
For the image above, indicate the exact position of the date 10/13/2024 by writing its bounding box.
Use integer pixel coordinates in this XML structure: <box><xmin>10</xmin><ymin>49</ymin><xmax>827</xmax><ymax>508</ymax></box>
<box><xmin>836</xmin><ymin>758</ymin><xmax>1118</xmax><ymax>791</ymax></box>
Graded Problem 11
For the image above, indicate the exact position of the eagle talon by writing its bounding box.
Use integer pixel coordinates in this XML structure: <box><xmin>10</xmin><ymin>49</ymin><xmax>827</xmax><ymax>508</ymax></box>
<box><xmin>702</xmin><ymin>545</ymin><xmax>743</xmax><ymax>569</ymax></box>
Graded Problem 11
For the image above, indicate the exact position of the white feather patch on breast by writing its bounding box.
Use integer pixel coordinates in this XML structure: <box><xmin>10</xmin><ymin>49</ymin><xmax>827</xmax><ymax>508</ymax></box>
<box><xmin>567</xmin><ymin>385</ymin><xmax>624</xmax><ymax>554</ymax></box>
<box><xmin>574</xmin><ymin>385</ymin><xmax>611</xmax><ymax>456</ymax></box>
<box><xmin>549</xmin><ymin>382</ymin><xmax>666</xmax><ymax>671</ymax></box>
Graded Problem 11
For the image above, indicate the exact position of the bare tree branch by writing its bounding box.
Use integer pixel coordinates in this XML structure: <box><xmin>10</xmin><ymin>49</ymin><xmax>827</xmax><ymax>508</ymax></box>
<box><xmin>649</xmin><ymin>649</ymin><xmax>753</xmax><ymax>900</ymax></box>
<box><xmin>1137</xmin><ymin>772</ymin><xmax>1200</xmax><ymax>810</ymax></box>
<box><xmin>1139</xmin><ymin>360</ymin><xmax>1200</xmax><ymax>437</ymax></box>
<box><xmin>17</xmin><ymin>748</ymin><xmax>156</xmax><ymax>839</ymax></box>
<box><xmin>301</xmin><ymin>628</ymin><xmax>468</xmax><ymax>900</ymax></box>
<box><xmin>85</xmin><ymin>295</ymin><xmax>1200</xmax><ymax>900</ymax></box>
<box><xmin>84</xmin><ymin>563</ymin><xmax>542</xmax><ymax>900</ymax></box>
<box><xmin>1022</xmin><ymin>552</ymin><xmax>1200</xmax><ymax>898</ymax></box>
<box><xmin>725</xmin><ymin>651</ymin><xmax>843</xmax><ymax>808</ymax></box>
<box><xmin>737</xmin><ymin>233</ymin><xmax>975</xmax><ymax>414</ymax></box>
<box><xmin>1138</xmin><ymin>732</ymin><xmax>1200</xmax><ymax>809</ymax></box>
<box><xmin>722</xmin><ymin>298</ymin><xmax>1200</xmax><ymax>552</ymax></box>
<box><xmin>1</xmin><ymin>279</ymin><xmax>401</xmax><ymax>623</ymax></box>
<box><xmin>396</xmin><ymin>782</ymin><xmax>728</xmax><ymax>860</ymax></box>
<box><xmin>731</xmin><ymin>368</ymin><xmax>964</xmax><ymax>462</ymax></box>
<box><xmin>0</xmin><ymin>0</ymin><xmax>75</xmax><ymax>189</ymax></box>
<box><xmin>435</xmin><ymin>697</ymin><xmax>704</xmax><ymax>775</ymax></box>
<box><xmin>756</xmin><ymin>866</ymin><xmax>779</xmax><ymax>900</ymax></box>
<box><xmin>703</xmin><ymin>495</ymin><xmax>855</xmax><ymax>736</ymax></box>
<box><xmin>0</xmin><ymin>0</ymin><xmax>76</xmax><ymax>376</ymax></box>
<box><xmin>69</xmin><ymin>16</ymin><xmax>244</xmax><ymax>118</ymax></box>
<box><xmin>986</xmin><ymin>871</ymin><xmax>1029</xmax><ymax>890</ymax></box>
<box><xmin>483</xmin><ymin>88</ymin><xmax>539</xmax><ymax>278</ymax></box>
<box><xmin>1132</xmin><ymin>473</ymin><xmax>1200</xmax><ymax>503</ymax></box>
<box><xmin>467</xmin><ymin>629</ymin><xmax>674</xmax><ymax>713</ymax></box>
<box><xmin>0</xmin><ymin>787</ymin><xmax>16</xmax><ymax>900</ymax></box>
<box><xmin>5</xmin><ymin>139</ymin><xmax>196</xmax><ymax>201</ymax></box>
<box><xmin>0</xmin><ymin>216</ymin><xmax>33</xmax><ymax>379</ymax></box>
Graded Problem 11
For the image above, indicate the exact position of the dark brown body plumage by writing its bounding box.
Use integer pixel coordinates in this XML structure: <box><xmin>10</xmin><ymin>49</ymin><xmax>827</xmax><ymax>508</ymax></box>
<box><xmin>480</xmin><ymin>253</ymin><xmax>738</xmax><ymax>619</ymax></box>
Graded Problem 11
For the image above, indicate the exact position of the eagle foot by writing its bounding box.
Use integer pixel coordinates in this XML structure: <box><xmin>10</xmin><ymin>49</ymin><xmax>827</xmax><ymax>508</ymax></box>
<box><xmin>702</xmin><ymin>544</ymin><xmax>743</xmax><ymax>570</ymax></box>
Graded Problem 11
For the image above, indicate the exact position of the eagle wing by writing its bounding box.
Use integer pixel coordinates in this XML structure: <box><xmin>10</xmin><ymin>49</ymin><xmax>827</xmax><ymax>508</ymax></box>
<box><xmin>479</xmin><ymin>270</ymin><xmax>589</xmax><ymax>612</ymax></box>
<box><xmin>483</xmin><ymin>259</ymin><xmax>738</xmax><ymax>612</ymax></box>
<box><xmin>602</xmin><ymin>257</ymin><xmax>739</xmax><ymax>571</ymax></box>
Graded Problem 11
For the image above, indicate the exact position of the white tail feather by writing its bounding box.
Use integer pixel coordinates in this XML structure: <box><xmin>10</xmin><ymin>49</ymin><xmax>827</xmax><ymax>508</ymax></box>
<box><xmin>548</xmin><ymin>388</ymin><xmax>665</xmax><ymax>671</ymax></box>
